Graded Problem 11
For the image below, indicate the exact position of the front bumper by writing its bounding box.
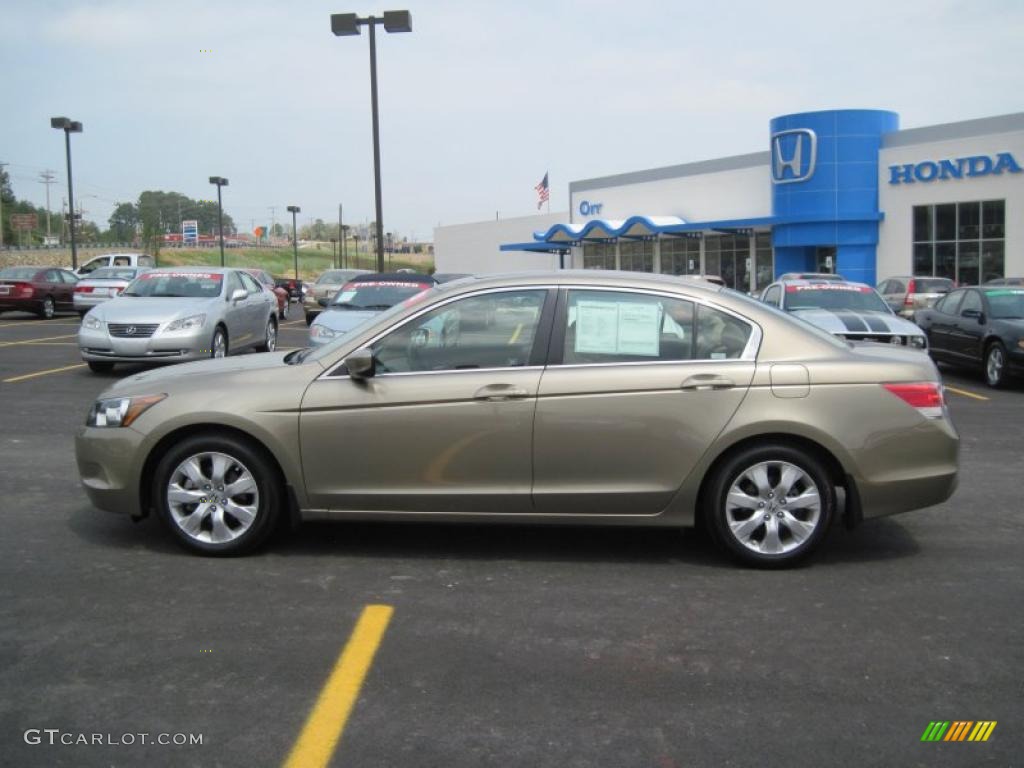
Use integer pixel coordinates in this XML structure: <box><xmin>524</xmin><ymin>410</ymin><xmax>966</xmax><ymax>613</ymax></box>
<box><xmin>79</xmin><ymin>324</ymin><xmax>212</xmax><ymax>363</ymax></box>
<box><xmin>75</xmin><ymin>425</ymin><xmax>147</xmax><ymax>516</ymax></box>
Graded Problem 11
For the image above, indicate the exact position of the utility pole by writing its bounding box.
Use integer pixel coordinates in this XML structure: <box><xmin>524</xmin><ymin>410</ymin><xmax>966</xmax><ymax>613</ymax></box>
<box><xmin>268</xmin><ymin>206</ymin><xmax>276</xmax><ymax>239</ymax></box>
<box><xmin>38</xmin><ymin>170</ymin><xmax>56</xmax><ymax>238</ymax></box>
<box><xmin>0</xmin><ymin>161</ymin><xmax>7</xmax><ymax>248</ymax></box>
<box><xmin>338</xmin><ymin>203</ymin><xmax>344</xmax><ymax>268</ymax></box>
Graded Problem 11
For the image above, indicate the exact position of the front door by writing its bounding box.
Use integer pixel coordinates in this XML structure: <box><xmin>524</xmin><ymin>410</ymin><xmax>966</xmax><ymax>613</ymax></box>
<box><xmin>815</xmin><ymin>247</ymin><xmax>837</xmax><ymax>274</ymax></box>
<box><xmin>532</xmin><ymin>288</ymin><xmax>756</xmax><ymax>515</ymax></box>
<box><xmin>299</xmin><ymin>288</ymin><xmax>554</xmax><ymax>512</ymax></box>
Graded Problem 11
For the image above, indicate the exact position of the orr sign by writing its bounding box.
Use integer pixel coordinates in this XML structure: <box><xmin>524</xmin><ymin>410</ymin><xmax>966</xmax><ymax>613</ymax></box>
<box><xmin>888</xmin><ymin>152</ymin><xmax>1021</xmax><ymax>185</ymax></box>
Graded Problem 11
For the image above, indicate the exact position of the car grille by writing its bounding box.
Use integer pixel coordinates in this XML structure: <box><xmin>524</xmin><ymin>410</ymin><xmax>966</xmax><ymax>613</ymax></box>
<box><xmin>108</xmin><ymin>323</ymin><xmax>159</xmax><ymax>338</ymax></box>
<box><xmin>842</xmin><ymin>333</ymin><xmax>905</xmax><ymax>345</ymax></box>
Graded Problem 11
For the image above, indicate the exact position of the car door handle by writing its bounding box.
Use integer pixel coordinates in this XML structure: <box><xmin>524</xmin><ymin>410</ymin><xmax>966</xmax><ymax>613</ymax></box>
<box><xmin>474</xmin><ymin>384</ymin><xmax>531</xmax><ymax>401</ymax></box>
<box><xmin>680</xmin><ymin>375</ymin><xmax>735</xmax><ymax>391</ymax></box>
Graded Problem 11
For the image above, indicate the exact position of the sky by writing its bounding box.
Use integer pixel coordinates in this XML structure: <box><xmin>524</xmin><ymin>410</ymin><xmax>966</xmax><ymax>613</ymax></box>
<box><xmin>2</xmin><ymin>0</ymin><xmax>1023</xmax><ymax>241</ymax></box>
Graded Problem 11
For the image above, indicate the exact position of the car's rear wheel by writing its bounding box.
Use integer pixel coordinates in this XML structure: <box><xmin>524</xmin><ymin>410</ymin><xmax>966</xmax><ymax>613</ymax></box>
<box><xmin>304</xmin><ymin>312</ymin><xmax>315</xmax><ymax>327</ymax></box>
<box><xmin>87</xmin><ymin>361</ymin><xmax>114</xmax><ymax>373</ymax></box>
<box><xmin>39</xmin><ymin>296</ymin><xmax>55</xmax><ymax>319</ymax></box>
<box><xmin>153</xmin><ymin>435</ymin><xmax>282</xmax><ymax>555</ymax></box>
<box><xmin>985</xmin><ymin>341</ymin><xmax>1008</xmax><ymax>388</ymax></box>
<box><xmin>279</xmin><ymin>301</ymin><xmax>288</xmax><ymax>320</ymax></box>
<box><xmin>259</xmin><ymin>317</ymin><xmax>277</xmax><ymax>352</ymax></box>
<box><xmin>705</xmin><ymin>444</ymin><xmax>834</xmax><ymax>568</ymax></box>
<box><xmin>210</xmin><ymin>326</ymin><xmax>228</xmax><ymax>358</ymax></box>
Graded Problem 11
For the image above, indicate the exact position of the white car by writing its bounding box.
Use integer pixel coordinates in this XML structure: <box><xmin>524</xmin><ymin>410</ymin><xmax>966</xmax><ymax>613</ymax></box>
<box><xmin>73</xmin><ymin>266</ymin><xmax>151</xmax><ymax>315</ymax></box>
<box><xmin>78</xmin><ymin>267</ymin><xmax>278</xmax><ymax>373</ymax></box>
<box><xmin>76</xmin><ymin>252</ymin><xmax>155</xmax><ymax>277</ymax></box>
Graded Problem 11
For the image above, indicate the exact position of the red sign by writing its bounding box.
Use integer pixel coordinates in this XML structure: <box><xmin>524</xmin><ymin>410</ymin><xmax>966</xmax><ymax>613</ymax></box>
<box><xmin>10</xmin><ymin>213</ymin><xmax>37</xmax><ymax>230</ymax></box>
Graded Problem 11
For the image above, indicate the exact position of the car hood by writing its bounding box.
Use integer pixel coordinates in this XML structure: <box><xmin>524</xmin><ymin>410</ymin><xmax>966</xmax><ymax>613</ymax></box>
<box><xmin>91</xmin><ymin>296</ymin><xmax>222</xmax><ymax>324</ymax></box>
<box><xmin>104</xmin><ymin>351</ymin><xmax>301</xmax><ymax>395</ymax></box>
<box><xmin>312</xmin><ymin>307</ymin><xmax>382</xmax><ymax>334</ymax></box>
<box><xmin>789</xmin><ymin>308</ymin><xmax>922</xmax><ymax>335</ymax></box>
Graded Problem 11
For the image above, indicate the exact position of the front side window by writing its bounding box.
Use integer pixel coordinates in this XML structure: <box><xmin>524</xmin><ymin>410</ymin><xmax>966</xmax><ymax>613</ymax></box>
<box><xmin>958</xmin><ymin>290</ymin><xmax>982</xmax><ymax>316</ymax></box>
<box><xmin>935</xmin><ymin>290</ymin><xmax>964</xmax><ymax>315</ymax></box>
<box><xmin>372</xmin><ymin>290</ymin><xmax>547</xmax><ymax>373</ymax></box>
<box><xmin>78</xmin><ymin>259</ymin><xmax>105</xmax><ymax>275</ymax></box>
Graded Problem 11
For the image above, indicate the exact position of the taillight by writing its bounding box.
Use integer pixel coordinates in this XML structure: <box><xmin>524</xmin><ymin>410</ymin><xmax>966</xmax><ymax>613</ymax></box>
<box><xmin>75</xmin><ymin>286</ymin><xmax>94</xmax><ymax>293</ymax></box>
<box><xmin>14</xmin><ymin>282</ymin><xmax>34</xmax><ymax>298</ymax></box>
<box><xmin>904</xmin><ymin>279</ymin><xmax>916</xmax><ymax>306</ymax></box>
<box><xmin>883</xmin><ymin>382</ymin><xmax>945</xmax><ymax>419</ymax></box>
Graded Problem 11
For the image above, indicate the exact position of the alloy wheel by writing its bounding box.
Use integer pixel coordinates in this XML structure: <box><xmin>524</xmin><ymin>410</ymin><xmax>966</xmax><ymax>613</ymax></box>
<box><xmin>265</xmin><ymin>319</ymin><xmax>277</xmax><ymax>351</ymax></box>
<box><xmin>723</xmin><ymin>460</ymin><xmax>822</xmax><ymax>555</ymax></box>
<box><xmin>166</xmin><ymin>452</ymin><xmax>259</xmax><ymax>545</ymax></box>
<box><xmin>986</xmin><ymin>345</ymin><xmax>1004</xmax><ymax>387</ymax></box>
<box><xmin>43</xmin><ymin>296</ymin><xmax>55</xmax><ymax>319</ymax></box>
<box><xmin>212</xmin><ymin>329</ymin><xmax>227</xmax><ymax>358</ymax></box>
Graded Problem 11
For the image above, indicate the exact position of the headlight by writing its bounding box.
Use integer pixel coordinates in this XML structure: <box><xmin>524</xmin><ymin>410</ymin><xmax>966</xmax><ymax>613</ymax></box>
<box><xmin>86</xmin><ymin>394</ymin><xmax>166</xmax><ymax>428</ymax></box>
<box><xmin>82</xmin><ymin>315</ymin><xmax>105</xmax><ymax>331</ymax></box>
<box><xmin>164</xmin><ymin>314</ymin><xmax>206</xmax><ymax>332</ymax></box>
<box><xmin>309</xmin><ymin>323</ymin><xmax>336</xmax><ymax>340</ymax></box>
<box><xmin>910</xmin><ymin>336</ymin><xmax>927</xmax><ymax>349</ymax></box>
<box><xmin>1017</xmin><ymin>339</ymin><xmax>1024</xmax><ymax>351</ymax></box>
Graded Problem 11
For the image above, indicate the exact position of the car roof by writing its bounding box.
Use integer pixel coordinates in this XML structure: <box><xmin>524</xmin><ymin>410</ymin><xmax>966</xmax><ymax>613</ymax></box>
<box><xmin>144</xmin><ymin>266</ymin><xmax>234</xmax><ymax>274</ymax></box>
<box><xmin>774</xmin><ymin>278</ymin><xmax>873</xmax><ymax>290</ymax></box>
<box><xmin>350</xmin><ymin>271</ymin><xmax>437</xmax><ymax>284</ymax></box>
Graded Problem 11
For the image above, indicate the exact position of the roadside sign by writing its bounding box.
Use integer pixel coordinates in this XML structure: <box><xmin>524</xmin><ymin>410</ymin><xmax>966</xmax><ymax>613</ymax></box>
<box><xmin>182</xmin><ymin>219</ymin><xmax>199</xmax><ymax>244</ymax></box>
<box><xmin>10</xmin><ymin>213</ymin><xmax>37</xmax><ymax>230</ymax></box>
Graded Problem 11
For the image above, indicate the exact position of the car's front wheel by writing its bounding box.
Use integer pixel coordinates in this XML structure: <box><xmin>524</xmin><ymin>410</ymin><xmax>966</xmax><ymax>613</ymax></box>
<box><xmin>210</xmin><ymin>326</ymin><xmax>228</xmax><ymax>358</ymax></box>
<box><xmin>39</xmin><ymin>296</ymin><xmax>55</xmax><ymax>319</ymax></box>
<box><xmin>705</xmin><ymin>443</ymin><xmax>835</xmax><ymax>568</ymax></box>
<box><xmin>153</xmin><ymin>434</ymin><xmax>282</xmax><ymax>555</ymax></box>
<box><xmin>985</xmin><ymin>341</ymin><xmax>1009</xmax><ymax>388</ymax></box>
<box><xmin>258</xmin><ymin>316</ymin><xmax>277</xmax><ymax>352</ymax></box>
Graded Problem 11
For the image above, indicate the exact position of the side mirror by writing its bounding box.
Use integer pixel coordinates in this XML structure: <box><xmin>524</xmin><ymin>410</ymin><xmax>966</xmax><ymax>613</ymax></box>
<box><xmin>345</xmin><ymin>347</ymin><xmax>375</xmax><ymax>379</ymax></box>
<box><xmin>318</xmin><ymin>298</ymin><xmax>328</xmax><ymax>307</ymax></box>
<box><xmin>230</xmin><ymin>288</ymin><xmax>248</xmax><ymax>302</ymax></box>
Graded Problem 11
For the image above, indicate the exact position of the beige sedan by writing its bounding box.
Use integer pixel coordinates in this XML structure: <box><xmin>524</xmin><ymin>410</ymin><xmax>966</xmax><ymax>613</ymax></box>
<box><xmin>75</xmin><ymin>271</ymin><xmax>959</xmax><ymax>567</ymax></box>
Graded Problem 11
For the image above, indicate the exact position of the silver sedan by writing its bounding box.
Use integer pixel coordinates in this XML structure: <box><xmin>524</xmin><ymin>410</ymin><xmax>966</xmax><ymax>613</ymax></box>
<box><xmin>72</xmin><ymin>266</ymin><xmax>151</xmax><ymax>315</ymax></box>
<box><xmin>78</xmin><ymin>267</ymin><xmax>278</xmax><ymax>373</ymax></box>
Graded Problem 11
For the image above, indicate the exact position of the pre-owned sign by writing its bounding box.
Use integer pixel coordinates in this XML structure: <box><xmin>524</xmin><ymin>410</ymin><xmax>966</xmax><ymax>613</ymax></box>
<box><xmin>888</xmin><ymin>152</ymin><xmax>1021</xmax><ymax>184</ymax></box>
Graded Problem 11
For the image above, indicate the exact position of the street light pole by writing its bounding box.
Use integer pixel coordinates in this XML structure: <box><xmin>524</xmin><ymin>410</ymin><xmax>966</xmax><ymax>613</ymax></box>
<box><xmin>50</xmin><ymin>118</ymin><xmax>83</xmax><ymax>269</ymax></box>
<box><xmin>331</xmin><ymin>10</ymin><xmax>411</xmax><ymax>273</ymax></box>
<box><xmin>208</xmin><ymin>176</ymin><xmax>229</xmax><ymax>266</ymax></box>
<box><xmin>287</xmin><ymin>205</ymin><xmax>301</xmax><ymax>280</ymax></box>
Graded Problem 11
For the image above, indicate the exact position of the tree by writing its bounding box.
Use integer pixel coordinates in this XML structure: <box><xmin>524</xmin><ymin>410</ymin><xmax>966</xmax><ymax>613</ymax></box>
<box><xmin>108</xmin><ymin>202</ymin><xmax>139</xmax><ymax>242</ymax></box>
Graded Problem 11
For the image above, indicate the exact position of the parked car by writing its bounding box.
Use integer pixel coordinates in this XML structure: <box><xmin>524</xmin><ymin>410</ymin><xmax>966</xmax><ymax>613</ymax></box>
<box><xmin>275</xmin><ymin>277</ymin><xmax>306</xmax><ymax>304</ymax></box>
<box><xmin>777</xmin><ymin>272</ymin><xmax>845</xmax><ymax>281</ymax></box>
<box><xmin>759</xmin><ymin>279</ymin><xmax>927</xmax><ymax>349</ymax></box>
<box><xmin>878</xmin><ymin>276</ymin><xmax>954</xmax><ymax>318</ymax></box>
<box><xmin>78</xmin><ymin>267</ymin><xmax>278</xmax><ymax>373</ymax></box>
<box><xmin>308</xmin><ymin>273</ymin><xmax>437</xmax><ymax>347</ymax></box>
<box><xmin>984</xmin><ymin>277</ymin><xmax>1024</xmax><ymax>286</ymax></box>
<box><xmin>304</xmin><ymin>268</ymin><xmax>372</xmax><ymax>325</ymax></box>
<box><xmin>76</xmin><ymin>252</ymin><xmax>155</xmax><ymax>277</ymax></box>
<box><xmin>73</xmin><ymin>266</ymin><xmax>151</xmax><ymax>316</ymax></box>
<box><xmin>914</xmin><ymin>285</ymin><xmax>1024</xmax><ymax>388</ymax></box>
<box><xmin>75</xmin><ymin>270</ymin><xmax>958</xmax><ymax>567</ymax></box>
<box><xmin>0</xmin><ymin>266</ymin><xmax>79</xmax><ymax>319</ymax></box>
<box><xmin>244</xmin><ymin>269</ymin><xmax>289</xmax><ymax>319</ymax></box>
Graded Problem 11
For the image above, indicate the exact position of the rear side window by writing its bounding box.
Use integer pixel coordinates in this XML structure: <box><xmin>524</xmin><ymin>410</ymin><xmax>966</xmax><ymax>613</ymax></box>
<box><xmin>697</xmin><ymin>305</ymin><xmax>753</xmax><ymax>359</ymax></box>
<box><xmin>238</xmin><ymin>272</ymin><xmax>262</xmax><ymax>293</ymax></box>
<box><xmin>562</xmin><ymin>290</ymin><xmax>696</xmax><ymax>364</ymax></box>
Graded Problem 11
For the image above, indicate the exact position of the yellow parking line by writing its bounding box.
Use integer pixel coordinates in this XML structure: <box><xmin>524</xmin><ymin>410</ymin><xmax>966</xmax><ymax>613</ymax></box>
<box><xmin>3</xmin><ymin>363</ymin><xmax>87</xmax><ymax>383</ymax></box>
<box><xmin>0</xmin><ymin>321</ymin><xmax>79</xmax><ymax>328</ymax></box>
<box><xmin>945</xmin><ymin>385</ymin><xmax>989</xmax><ymax>401</ymax></box>
<box><xmin>283</xmin><ymin>605</ymin><xmax>393</xmax><ymax>768</ymax></box>
<box><xmin>0</xmin><ymin>333</ymin><xmax>78</xmax><ymax>348</ymax></box>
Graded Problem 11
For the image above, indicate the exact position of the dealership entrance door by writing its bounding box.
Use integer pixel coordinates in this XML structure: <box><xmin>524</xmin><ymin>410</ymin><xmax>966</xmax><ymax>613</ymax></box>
<box><xmin>815</xmin><ymin>247</ymin><xmax>837</xmax><ymax>274</ymax></box>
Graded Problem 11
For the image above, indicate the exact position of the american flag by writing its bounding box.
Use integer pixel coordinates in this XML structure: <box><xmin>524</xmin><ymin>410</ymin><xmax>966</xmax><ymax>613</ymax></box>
<box><xmin>535</xmin><ymin>172</ymin><xmax>549</xmax><ymax>210</ymax></box>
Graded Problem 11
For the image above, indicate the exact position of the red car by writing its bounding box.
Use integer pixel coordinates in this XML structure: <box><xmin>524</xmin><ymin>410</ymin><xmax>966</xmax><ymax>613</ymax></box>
<box><xmin>244</xmin><ymin>268</ymin><xmax>289</xmax><ymax>319</ymax></box>
<box><xmin>0</xmin><ymin>266</ymin><xmax>79</xmax><ymax>319</ymax></box>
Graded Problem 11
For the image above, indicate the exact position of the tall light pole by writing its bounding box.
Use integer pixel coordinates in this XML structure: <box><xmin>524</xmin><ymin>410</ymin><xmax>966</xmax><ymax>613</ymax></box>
<box><xmin>50</xmin><ymin>118</ymin><xmax>83</xmax><ymax>269</ymax></box>
<box><xmin>208</xmin><ymin>176</ymin><xmax>229</xmax><ymax>266</ymax></box>
<box><xmin>287</xmin><ymin>205</ymin><xmax>301</xmax><ymax>280</ymax></box>
<box><xmin>330</xmin><ymin>10</ymin><xmax>411</xmax><ymax>273</ymax></box>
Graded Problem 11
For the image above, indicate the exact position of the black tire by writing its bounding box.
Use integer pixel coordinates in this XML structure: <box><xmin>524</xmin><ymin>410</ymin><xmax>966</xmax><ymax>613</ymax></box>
<box><xmin>152</xmin><ymin>433</ymin><xmax>283</xmax><ymax>556</ymax></box>
<box><xmin>38</xmin><ymin>296</ymin><xmax>55</xmax><ymax>320</ymax></box>
<box><xmin>984</xmin><ymin>341</ymin><xmax>1009</xmax><ymax>389</ymax></box>
<box><xmin>704</xmin><ymin>443</ymin><xmax>835</xmax><ymax>568</ymax></box>
<box><xmin>304</xmin><ymin>312</ymin><xmax>315</xmax><ymax>327</ymax></box>
<box><xmin>78</xmin><ymin>311</ymin><xmax>89</xmax><ymax>319</ymax></box>
<box><xmin>210</xmin><ymin>326</ymin><xmax>228</xmax><ymax>358</ymax></box>
<box><xmin>279</xmin><ymin>302</ymin><xmax>288</xmax><ymax>320</ymax></box>
<box><xmin>87</xmin><ymin>361</ymin><xmax>114</xmax><ymax>373</ymax></box>
<box><xmin>258</xmin><ymin>316</ymin><xmax>277</xmax><ymax>352</ymax></box>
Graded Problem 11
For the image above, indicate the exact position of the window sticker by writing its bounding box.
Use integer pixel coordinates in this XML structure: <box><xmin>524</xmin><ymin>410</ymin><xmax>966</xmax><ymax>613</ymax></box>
<box><xmin>574</xmin><ymin>299</ymin><xmax>661</xmax><ymax>356</ymax></box>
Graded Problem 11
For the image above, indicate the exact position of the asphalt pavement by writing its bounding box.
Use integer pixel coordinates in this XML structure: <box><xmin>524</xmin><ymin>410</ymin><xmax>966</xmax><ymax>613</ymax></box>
<box><xmin>0</xmin><ymin>310</ymin><xmax>1020</xmax><ymax>768</ymax></box>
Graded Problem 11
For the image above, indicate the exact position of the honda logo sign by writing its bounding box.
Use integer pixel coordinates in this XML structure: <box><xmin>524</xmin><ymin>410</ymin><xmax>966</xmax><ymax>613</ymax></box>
<box><xmin>771</xmin><ymin>129</ymin><xmax>817</xmax><ymax>184</ymax></box>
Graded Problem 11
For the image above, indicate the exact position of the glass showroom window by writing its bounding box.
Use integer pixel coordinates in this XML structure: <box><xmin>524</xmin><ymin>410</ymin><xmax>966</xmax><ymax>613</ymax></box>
<box><xmin>618</xmin><ymin>239</ymin><xmax>654</xmax><ymax>272</ymax></box>
<box><xmin>660</xmin><ymin>237</ymin><xmax>700</xmax><ymax>275</ymax></box>
<box><xmin>705</xmin><ymin>235</ymin><xmax>750</xmax><ymax>291</ymax></box>
<box><xmin>582</xmin><ymin>242</ymin><xmax>616</xmax><ymax>270</ymax></box>
<box><xmin>912</xmin><ymin>200</ymin><xmax>1004</xmax><ymax>283</ymax></box>
<box><xmin>754</xmin><ymin>233</ymin><xmax>774</xmax><ymax>292</ymax></box>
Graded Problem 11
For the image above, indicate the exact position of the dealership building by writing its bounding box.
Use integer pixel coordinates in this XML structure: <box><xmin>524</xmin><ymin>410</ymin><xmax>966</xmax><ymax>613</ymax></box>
<box><xmin>435</xmin><ymin>109</ymin><xmax>1023</xmax><ymax>292</ymax></box>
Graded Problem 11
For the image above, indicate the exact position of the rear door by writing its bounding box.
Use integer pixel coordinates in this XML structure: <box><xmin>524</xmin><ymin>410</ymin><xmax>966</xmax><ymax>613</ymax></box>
<box><xmin>43</xmin><ymin>270</ymin><xmax>70</xmax><ymax>309</ymax></box>
<box><xmin>532</xmin><ymin>287</ymin><xmax>757</xmax><ymax>515</ymax></box>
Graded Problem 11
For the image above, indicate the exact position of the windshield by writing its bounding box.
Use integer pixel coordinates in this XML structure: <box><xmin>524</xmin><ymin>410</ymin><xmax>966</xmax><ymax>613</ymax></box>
<box><xmin>91</xmin><ymin>267</ymin><xmax>140</xmax><ymax>280</ymax></box>
<box><xmin>328</xmin><ymin>280</ymin><xmax>433</xmax><ymax>310</ymax></box>
<box><xmin>984</xmin><ymin>289</ymin><xmax>1024</xmax><ymax>319</ymax></box>
<box><xmin>316</xmin><ymin>270</ymin><xmax>354</xmax><ymax>284</ymax></box>
<box><xmin>0</xmin><ymin>267</ymin><xmax>40</xmax><ymax>280</ymax></box>
<box><xmin>784</xmin><ymin>285</ymin><xmax>890</xmax><ymax>313</ymax></box>
<box><xmin>122</xmin><ymin>271</ymin><xmax>223</xmax><ymax>298</ymax></box>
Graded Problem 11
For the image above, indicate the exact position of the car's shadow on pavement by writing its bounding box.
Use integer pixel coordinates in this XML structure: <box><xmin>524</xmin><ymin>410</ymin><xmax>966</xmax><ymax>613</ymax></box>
<box><xmin>68</xmin><ymin>505</ymin><xmax>922</xmax><ymax>569</ymax></box>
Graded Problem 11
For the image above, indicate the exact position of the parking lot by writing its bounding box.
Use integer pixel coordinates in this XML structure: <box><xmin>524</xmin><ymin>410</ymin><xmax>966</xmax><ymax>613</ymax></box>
<box><xmin>1</xmin><ymin>311</ymin><xmax>1020</xmax><ymax>767</ymax></box>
